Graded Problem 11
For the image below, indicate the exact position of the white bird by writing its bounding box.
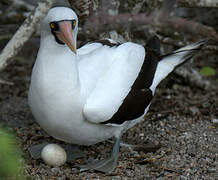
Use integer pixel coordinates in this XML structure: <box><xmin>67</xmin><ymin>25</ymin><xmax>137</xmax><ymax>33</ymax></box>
<box><xmin>28</xmin><ymin>7</ymin><xmax>205</xmax><ymax>173</ymax></box>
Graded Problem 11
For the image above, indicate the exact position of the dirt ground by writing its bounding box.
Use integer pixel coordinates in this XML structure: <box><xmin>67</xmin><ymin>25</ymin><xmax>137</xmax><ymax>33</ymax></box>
<box><xmin>0</xmin><ymin>2</ymin><xmax>218</xmax><ymax>180</ymax></box>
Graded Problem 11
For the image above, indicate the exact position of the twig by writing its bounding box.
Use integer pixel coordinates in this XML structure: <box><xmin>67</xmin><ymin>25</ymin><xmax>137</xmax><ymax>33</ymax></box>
<box><xmin>161</xmin><ymin>37</ymin><xmax>186</xmax><ymax>47</ymax></box>
<box><xmin>0</xmin><ymin>0</ymin><xmax>55</xmax><ymax>71</ymax></box>
<box><xmin>132</xmin><ymin>0</ymin><xmax>147</xmax><ymax>14</ymax></box>
<box><xmin>205</xmin><ymin>45</ymin><xmax>218</xmax><ymax>52</ymax></box>
<box><xmin>0</xmin><ymin>78</ymin><xmax>14</xmax><ymax>86</ymax></box>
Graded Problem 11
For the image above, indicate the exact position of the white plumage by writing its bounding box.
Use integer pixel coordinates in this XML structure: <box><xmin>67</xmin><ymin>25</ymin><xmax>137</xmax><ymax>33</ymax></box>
<box><xmin>83</xmin><ymin>42</ymin><xmax>145</xmax><ymax>122</ymax></box>
<box><xmin>28</xmin><ymin>7</ymin><xmax>205</xmax><ymax>173</ymax></box>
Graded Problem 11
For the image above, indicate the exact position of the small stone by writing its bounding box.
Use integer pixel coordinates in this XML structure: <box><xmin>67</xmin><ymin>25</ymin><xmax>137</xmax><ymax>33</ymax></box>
<box><xmin>71</xmin><ymin>168</ymin><xmax>80</xmax><ymax>173</ymax></box>
<box><xmin>207</xmin><ymin>168</ymin><xmax>217</xmax><ymax>173</ymax></box>
<box><xmin>189</xmin><ymin>106</ymin><xmax>200</xmax><ymax>115</ymax></box>
<box><xmin>183</xmin><ymin>132</ymin><xmax>193</xmax><ymax>139</ymax></box>
<box><xmin>180</xmin><ymin>175</ymin><xmax>188</xmax><ymax>180</ymax></box>
<box><xmin>211</xmin><ymin>118</ymin><xmax>218</xmax><ymax>124</ymax></box>
<box><xmin>51</xmin><ymin>167</ymin><xmax>60</xmax><ymax>174</ymax></box>
<box><xmin>139</xmin><ymin>133</ymin><xmax>144</xmax><ymax>137</ymax></box>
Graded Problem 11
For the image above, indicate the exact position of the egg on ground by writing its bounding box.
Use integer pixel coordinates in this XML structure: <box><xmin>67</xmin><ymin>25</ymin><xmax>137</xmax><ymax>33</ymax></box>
<box><xmin>41</xmin><ymin>144</ymin><xmax>67</xmax><ymax>167</ymax></box>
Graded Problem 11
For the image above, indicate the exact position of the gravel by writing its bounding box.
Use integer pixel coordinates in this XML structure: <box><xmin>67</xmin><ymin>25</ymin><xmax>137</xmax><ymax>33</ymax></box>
<box><xmin>0</xmin><ymin>84</ymin><xmax>217</xmax><ymax>179</ymax></box>
<box><xmin>0</xmin><ymin>1</ymin><xmax>217</xmax><ymax>179</ymax></box>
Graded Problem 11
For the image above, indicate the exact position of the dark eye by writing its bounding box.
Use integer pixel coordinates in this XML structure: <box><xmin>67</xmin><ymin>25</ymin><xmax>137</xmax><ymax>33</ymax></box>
<box><xmin>50</xmin><ymin>22</ymin><xmax>59</xmax><ymax>31</ymax></box>
<box><xmin>72</xmin><ymin>20</ymin><xmax>76</xmax><ymax>29</ymax></box>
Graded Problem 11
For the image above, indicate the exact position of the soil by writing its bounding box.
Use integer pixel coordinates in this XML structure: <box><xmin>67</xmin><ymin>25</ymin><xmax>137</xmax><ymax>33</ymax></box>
<box><xmin>0</xmin><ymin>2</ymin><xmax>218</xmax><ymax>180</ymax></box>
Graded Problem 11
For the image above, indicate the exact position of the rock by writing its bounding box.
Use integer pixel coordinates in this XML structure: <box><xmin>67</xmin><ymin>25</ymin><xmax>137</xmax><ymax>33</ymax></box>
<box><xmin>211</xmin><ymin>118</ymin><xmax>218</xmax><ymax>124</ymax></box>
<box><xmin>189</xmin><ymin>106</ymin><xmax>200</xmax><ymax>115</ymax></box>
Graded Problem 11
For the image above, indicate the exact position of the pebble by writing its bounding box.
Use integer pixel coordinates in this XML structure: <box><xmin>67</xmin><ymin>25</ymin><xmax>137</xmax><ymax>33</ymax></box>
<box><xmin>180</xmin><ymin>175</ymin><xmax>188</xmax><ymax>180</ymax></box>
<box><xmin>139</xmin><ymin>133</ymin><xmax>144</xmax><ymax>137</ymax></box>
<box><xmin>211</xmin><ymin>118</ymin><xmax>218</xmax><ymax>124</ymax></box>
<box><xmin>71</xmin><ymin>168</ymin><xmax>80</xmax><ymax>173</ymax></box>
<box><xmin>183</xmin><ymin>132</ymin><xmax>193</xmax><ymax>139</ymax></box>
<box><xmin>51</xmin><ymin>167</ymin><xmax>60</xmax><ymax>174</ymax></box>
<box><xmin>207</xmin><ymin>168</ymin><xmax>217</xmax><ymax>173</ymax></box>
<box><xmin>189</xmin><ymin>106</ymin><xmax>200</xmax><ymax>115</ymax></box>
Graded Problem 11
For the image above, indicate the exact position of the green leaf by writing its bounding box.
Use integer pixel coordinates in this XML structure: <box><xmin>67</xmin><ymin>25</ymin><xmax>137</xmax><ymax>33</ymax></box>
<box><xmin>200</xmin><ymin>66</ymin><xmax>216</xmax><ymax>77</ymax></box>
<box><xmin>0</xmin><ymin>128</ymin><xmax>25</xmax><ymax>179</ymax></box>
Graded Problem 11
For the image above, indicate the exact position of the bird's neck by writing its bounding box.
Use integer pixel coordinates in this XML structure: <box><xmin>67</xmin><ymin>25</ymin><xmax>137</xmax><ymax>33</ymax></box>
<box><xmin>36</xmin><ymin>37</ymin><xmax>81</xmax><ymax>97</ymax></box>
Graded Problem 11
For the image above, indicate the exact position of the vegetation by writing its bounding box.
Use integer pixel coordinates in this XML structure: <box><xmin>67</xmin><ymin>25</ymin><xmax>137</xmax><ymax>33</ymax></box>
<box><xmin>0</xmin><ymin>128</ymin><xmax>25</xmax><ymax>179</ymax></box>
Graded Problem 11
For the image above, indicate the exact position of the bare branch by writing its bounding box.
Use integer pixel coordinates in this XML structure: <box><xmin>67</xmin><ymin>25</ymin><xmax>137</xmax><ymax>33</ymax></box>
<box><xmin>83</xmin><ymin>13</ymin><xmax>152</xmax><ymax>33</ymax></box>
<box><xmin>0</xmin><ymin>0</ymin><xmax>55</xmax><ymax>71</ymax></box>
<box><xmin>175</xmin><ymin>65</ymin><xmax>214</xmax><ymax>90</ymax></box>
<box><xmin>205</xmin><ymin>45</ymin><xmax>218</xmax><ymax>52</ymax></box>
<box><xmin>0</xmin><ymin>78</ymin><xmax>14</xmax><ymax>86</ymax></box>
<box><xmin>79</xmin><ymin>0</ymin><xmax>218</xmax><ymax>41</ymax></box>
<box><xmin>178</xmin><ymin>0</ymin><xmax>218</xmax><ymax>8</ymax></box>
<box><xmin>83</xmin><ymin>10</ymin><xmax>218</xmax><ymax>41</ymax></box>
<box><xmin>156</xmin><ymin>14</ymin><xmax>218</xmax><ymax>41</ymax></box>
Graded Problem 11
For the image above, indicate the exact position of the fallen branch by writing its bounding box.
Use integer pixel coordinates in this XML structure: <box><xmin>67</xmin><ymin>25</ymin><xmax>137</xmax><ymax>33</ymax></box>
<box><xmin>0</xmin><ymin>0</ymin><xmax>55</xmax><ymax>71</ymax></box>
<box><xmin>205</xmin><ymin>45</ymin><xmax>218</xmax><ymax>52</ymax></box>
<box><xmin>175</xmin><ymin>65</ymin><xmax>213</xmax><ymax>90</ymax></box>
<box><xmin>0</xmin><ymin>78</ymin><xmax>14</xmax><ymax>86</ymax></box>
<box><xmin>82</xmin><ymin>5</ymin><xmax>218</xmax><ymax>41</ymax></box>
<box><xmin>159</xmin><ymin>15</ymin><xmax>218</xmax><ymax>41</ymax></box>
<box><xmin>83</xmin><ymin>12</ymin><xmax>153</xmax><ymax>33</ymax></box>
<box><xmin>178</xmin><ymin>0</ymin><xmax>218</xmax><ymax>8</ymax></box>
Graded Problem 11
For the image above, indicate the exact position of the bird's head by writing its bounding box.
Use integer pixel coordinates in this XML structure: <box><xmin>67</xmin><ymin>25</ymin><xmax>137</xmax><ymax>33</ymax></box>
<box><xmin>41</xmin><ymin>7</ymin><xmax>78</xmax><ymax>54</ymax></box>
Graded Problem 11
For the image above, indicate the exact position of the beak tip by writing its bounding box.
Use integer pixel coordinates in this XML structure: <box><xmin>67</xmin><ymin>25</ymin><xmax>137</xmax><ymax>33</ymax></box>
<box><xmin>70</xmin><ymin>45</ymin><xmax>77</xmax><ymax>54</ymax></box>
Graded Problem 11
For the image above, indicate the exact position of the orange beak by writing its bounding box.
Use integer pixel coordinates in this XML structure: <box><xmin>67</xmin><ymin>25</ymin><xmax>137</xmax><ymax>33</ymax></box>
<box><xmin>55</xmin><ymin>21</ymin><xmax>77</xmax><ymax>54</ymax></box>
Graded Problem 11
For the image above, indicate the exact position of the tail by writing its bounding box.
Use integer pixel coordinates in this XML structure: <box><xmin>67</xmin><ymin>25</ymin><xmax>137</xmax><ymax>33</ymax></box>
<box><xmin>150</xmin><ymin>40</ymin><xmax>206</xmax><ymax>92</ymax></box>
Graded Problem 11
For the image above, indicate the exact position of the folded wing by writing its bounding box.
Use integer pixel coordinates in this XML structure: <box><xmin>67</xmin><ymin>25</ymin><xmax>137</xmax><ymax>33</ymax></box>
<box><xmin>82</xmin><ymin>42</ymin><xmax>146</xmax><ymax>124</ymax></box>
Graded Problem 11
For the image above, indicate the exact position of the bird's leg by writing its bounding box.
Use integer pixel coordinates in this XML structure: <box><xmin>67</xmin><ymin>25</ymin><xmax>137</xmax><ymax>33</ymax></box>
<box><xmin>79</xmin><ymin>136</ymin><xmax>121</xmax><ymax>173</ymax></box>
<box><xmin>28</xmin><ymin>143</ymin><xmax>48</xmax><ymax>159</ymax></box>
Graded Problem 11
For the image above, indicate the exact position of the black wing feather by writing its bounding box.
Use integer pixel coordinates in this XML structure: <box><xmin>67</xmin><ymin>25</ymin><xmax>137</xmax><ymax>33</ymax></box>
<box><xmin>102</xmin><ymin>37</ymin><xmax>160</xmax><ymax>125</ymax></box>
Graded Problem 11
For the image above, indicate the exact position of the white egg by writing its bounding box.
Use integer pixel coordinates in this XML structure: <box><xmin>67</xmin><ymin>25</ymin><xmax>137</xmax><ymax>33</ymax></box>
<box><xmin>41</xmin><ymin>144</ymin><xmax>67</xmax><ymax>166</ymax></box>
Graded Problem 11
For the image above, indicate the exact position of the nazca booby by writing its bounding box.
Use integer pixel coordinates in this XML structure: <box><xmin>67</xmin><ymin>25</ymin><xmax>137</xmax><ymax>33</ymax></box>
<box><xmin>28</xmin><ymin>7</ymin><xmax>205</xmax><ymax>173</ymax></box>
